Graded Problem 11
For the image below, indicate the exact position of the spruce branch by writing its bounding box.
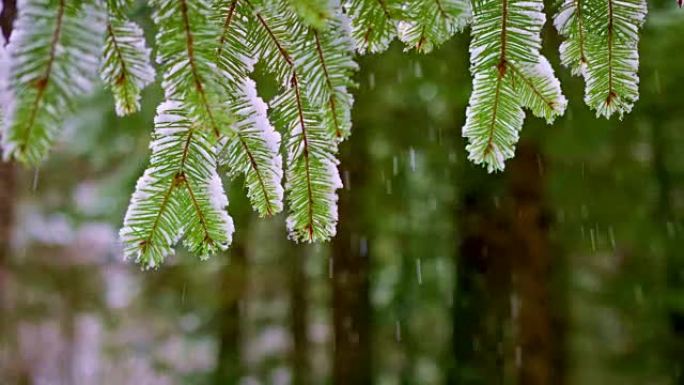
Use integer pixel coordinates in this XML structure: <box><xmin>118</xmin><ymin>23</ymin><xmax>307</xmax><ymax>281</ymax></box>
<box><xmin>398</xmin><ymin>0</ymin><xmax>471</xmax><ymax>53</ymax></box>
<box><xmin>286</xmin><ymin>0</ymin><xmax>332</xmax><ymax>29</ymax></box>
<box><xmin>2</xmin><ymin>0</ymin><xmax>103</xmax><ymax>165</ymax></box>
<box><xmin>246</xmin><ymin>0</ymin><xmax>342</xmax><ymax>241</ymax></box>
<box><xmin>554</xmin><ymin>0</ymin><xmax>589</xmax><ymax>76</ymax></box>
<box><xmin>120</xmin><ymin>101</ymin><xmax>234</xmax><ymax>268</ymax></box>
<box><xmin>213</xmin><ymin>0</ymin><xmax>284</xmax><ymax>217</ymax></box>
<box><xmin>463</xmin><ymin>0</ymin><xmax>566</xmax><ymax>172</ymax></box>
<box><xmin>0</xmin><ymin>0</ymin><xmax>657</xmax><ymax>266</ymax></box>
<box><xmin>217</xmin><ymin>78</ymin><xmax>284</xmax><ymax>217</ymax></box>
<box><xmin>299</xmin><ymin>13</ymin><xmax>357</xmax><ymax>139</ymax></box>
<box><xmin>583</xmin><ymin>0</ymin><xmax>647</xmax><ymax>118</ymax></box>
<box><xmin>100</xmin><ymin>1</ymin><xmax>156</xmax><ymax>116</ymax></box>
<box><xmin>555</xmin><ymin>0</ymin><xmax>647</xmax><ymax>118</ymax></box>
<box><xmin>152</xmin><ymin>0</ymin><xmax>232</xmax><ymax>137</ymax></box>
<box><xmin>345</xmin><ymin>0</ymin><xmax>404</xmax><ymax>53</ymax></box>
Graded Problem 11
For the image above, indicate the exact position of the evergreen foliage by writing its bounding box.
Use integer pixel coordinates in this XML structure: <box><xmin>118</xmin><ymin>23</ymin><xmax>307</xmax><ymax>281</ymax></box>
<box><xmin>121</xmin><ymin>100</ymin><xmax>234</xmax><ymax>266</ymax></box>
<box><xmin>398</xmin><ymin>0</ymin><xmax>470</xmax><ymax>53</ymax></box>
<box><xmin>554</xmin><ymin>0</ymin><xmax>647</xmax><ymax>118</ymax></box>
<box><xmin>3</xmin><ymin>0</ymin><xmax>103</xmax><ymax>165</ymax></box>
<box><xmin>463</xmin><ymin>0</ymin><xmax>566</xmax><ymax>172</ymax></box>
<box><xmin>100</xmin><ymin>0</ymin><xmax>156</xmax><ymax>116</ymax></box>
<box><xmin>0</xmin><ymin>0</ymin><xmax>659</xmax><ymax>266</ymax></box>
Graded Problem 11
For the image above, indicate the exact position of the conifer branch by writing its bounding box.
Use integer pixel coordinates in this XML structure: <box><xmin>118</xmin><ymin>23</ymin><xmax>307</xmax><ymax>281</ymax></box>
<box><xmin>345</xmin><ymin>0</ymin><xmax>404</xmax><ymax>53</ymax></box>
<box><xmin>398</xmin><ymin>0</ymin><xmax>470</xmax><ymax>53</ymax></box>
<box><xmin>555</xmin><ymin>0</ymin><xmax>646</xmax><ymax>118</ymax></box>
<box><xmin>121</xmin><ymin>101</ymin><xmax>234</xmax><ymax>268</ymax></box>
<box><xmin>213</xmin><ymin>0</ymin><xmax>284</xmax><ymax>217</ymax></box>
<box><xmin>247</xmin><ymin>0</ymin><xmax>341</xmax><ymax>241</ymax></box>
<box><xmin>286</xmin><ymin>0</ymin><xmax>331</xmax><ymax>29</ymax></box>
<box><xmin>554</xmin><ymin>0</ymin><xmax>588</xmax><ymax>75</ymax></box>
<box><xmin>2</xmin><ymin>0</ymin><xmax>103</xmax><ymax>165</ymax></box>
<box><xmin>100</xmin><ymin>2</ymin><xmax>155</xmax><ymax>116</ymax></box>
<box><xmin>0</xmin><ymin>0</ymin><xmax>656</xmax><ymax>265</ymax></box>
<box><xmin>302</xmin><ymin>17</ymin><xmax>357</xmax><ymax>139</ymax></box>
<box><xmin>463</xmin><ymin>0</ymin><xmax>566</xmax><ymax>172</ymax></box>
<box><xmin>152</xmin><ymin>0</ymin><xmax>232</xmax><ymax>137</ymax></box>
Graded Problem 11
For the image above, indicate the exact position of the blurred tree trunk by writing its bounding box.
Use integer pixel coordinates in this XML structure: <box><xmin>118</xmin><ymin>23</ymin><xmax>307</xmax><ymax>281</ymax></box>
<box><xmin>506</xmin><ymin>144</ymin><xmax>564</xmax><ymax>385</ymax></box>
<box><xmin>651</xmin><ymin>122</ymin><xmax>684</xmax><ymax>384</ymax></box>
<box><xmin>332</xmin><ymin>123</ymin><xmax>372</xmax><ymax>385</ymax></box>
<box><xmin>450</xmin><ymin>142</ymin><xmax>564</xmax><ymax>385</ymax></box>
<box><xmin>0</xmin><ymin>160</ymin><xmax>15</xmax><ymax>377</ymax></box>
<box><xmin>290</xmin><ymin>246</ymin><xmax>310</xmax><ymax>385</ymax></box>
<box><xmin>451</xmin><ymin>163</ymin><xmax>511</xmax><ymax>385</ymax></box>
<box><xmin>213</xmin><ymin>191</ymin><xmax>249</xmax><ymax>385</ymax></box>
<box><xmin>397</xmin><ymin>249</ymin><xmax>417</xmax><ymax>385</ymax></box>
<box><xmin>214</xmin><ymin>245</ymin><xmax>246</xmax><ymax>385</ymax></box>
<box><xmin>0</xmin><ymin>1</ymin><xmax>20</xmax><ymax>382</ymax></box>
<box><xmin>0</xmin><ymin>0</ymin><xmax>15</xmax><ymax>316</ymax></box>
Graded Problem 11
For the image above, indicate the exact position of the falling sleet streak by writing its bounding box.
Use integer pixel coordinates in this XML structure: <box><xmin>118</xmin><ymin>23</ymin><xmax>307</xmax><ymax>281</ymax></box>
<box><xmin>414</xmin><ymin>61</ymin><xmax>422</xmax><ymax>77</ymax></box>
<box><xmin>416</xmin><ymin>258</ymin><xmax>422</xmax><ymax>285</ymax></box>
<box><xmin>409</xmin><ymin>147</ymin><xmax>416</xmax><ymax>171</ymax></box>
<box><xmin>608</xmin><ymin>225</ymin><xmax>616</xmax><ymax>249</ymax></box>
<box><xmin>32</xmin><ymin>167</ymin><xmax>40</xmax><ymax>191</ymax></box>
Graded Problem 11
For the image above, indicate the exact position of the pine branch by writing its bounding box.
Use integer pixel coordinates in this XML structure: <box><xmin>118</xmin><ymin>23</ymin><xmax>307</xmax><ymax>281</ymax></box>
<box><xmin>246</xmin><ymin>0</ymin><xmax>306</xmax><ymax>85</ymax></box>
<box><xmin>2</xmin><ymin>0</ymin><xmax>103</xmax><ymax>165</ymax></box>
<box><xmin>555</xmin><ymin>0</ymin><xmax>646</xmax><ymax>118</ymax></box>
<box><xmin>152</xmin><ymin>0</ymin><xmax>232</xmax><ymax>137</ymax></box>
<box><xmin>463</xmin><ymin>0</ymin><xmax>566</xmax><ymax>172</ymax></box>
<box><xmin>215</xmin><ymin>0</ymin><xmax>252</xmax><ymax>80</ymax></box>
<box><xmin>509</xmin><ymin>58</ymin><xmax>567</xmax><ymax>123</ymax></box>
<box><xmin>581</xmin><ymin>0</ymin><xmax>647</xmax><ymax>118</ymax></box>
<box><xmin>123</xmin><ymin>0</ymin><xmax>238</xmax><ymax>264</ymax></box>
<box><xmin>218</xmin><ymin>78</ymin><xmax>284</xmax><ymax>217</ymax></box>
<box><xmin>246</xmin><ymin>1</ymin><xmax>342</xmax><ymax>241</ymax></box>
<box><xmin>298</xmin><ymin>13</ymin><xmax>357</xmax><ymax>139</ymax></box>
<box><xmin>213</xmin><ymin>0</ymin><xmax>284</xmax><ymax>217</ymax></box>
<box><xmin>100</xmin><ymin>9</ymin><xmax>155</xmax><ymax>116</ymax></box>
<box><xmin>554</xmin><ymin>0</ymin><xmax>589</xmax><ymax>75</ymax></box>
<box><xmin>345</xmin><ymin>0</ymin><xmax>404</xmax><ymax>53</ymax></box>
<box><xmin>398</xmin><ymin>0</ymin><xmax>471</xmax><ymax>53</ymax></box>
<box><xmin>286</xmin><ymin>0</ymin><xmax>331</xmax><ymax>29</ymax></box>
<box><xmin>120</xmin><ymin>101</ymin><xmax>234</xmax><ymax>268</ymax></box>
<box><xmin>273</xmin><ymin>80</ymin><xmax>342</xmax><ymax>242</ymax></box>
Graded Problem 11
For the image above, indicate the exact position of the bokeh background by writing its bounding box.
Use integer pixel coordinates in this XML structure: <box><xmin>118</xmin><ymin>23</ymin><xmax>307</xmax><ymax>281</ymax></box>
<box><xmin>1</xmin><ymin>0</ymin><xmax>684</xmax><ymax>384</ymax></box>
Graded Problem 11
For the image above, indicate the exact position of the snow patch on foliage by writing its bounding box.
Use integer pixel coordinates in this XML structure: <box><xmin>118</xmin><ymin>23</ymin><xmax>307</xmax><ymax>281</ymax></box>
<box><xmin>206</xmin><ymin>170</ymin><xmax>234</xmax><ymax>250</ymax></box>
<box><xmin>100</xmin><ymin>18</ymin><xmax>156</xmax><ymax>116</ymax></box>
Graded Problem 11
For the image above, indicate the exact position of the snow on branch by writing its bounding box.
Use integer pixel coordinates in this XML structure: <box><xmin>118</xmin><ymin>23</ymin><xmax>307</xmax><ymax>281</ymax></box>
<box><xmin>100</xmin><ymin>1</ymin><xmax>156</xmax><ymax>116</ymax></box>
<box><xmin>120</xmin><ymin>101</ymin><xmax>233</xmax><ymax>268</ymax></box>
<box><xmin>463</xmin><ymin>0</ymin><xmax>566</xmax><ymax>172</ymax></box>
<box><xmin>554</xmin><ymin>0</ymin><xmax>647</xmax><ymax>118</ymax></box>
<box><xmin>2</xmin><ymin>0</ymin><xmax>103</xmax><ymax>165</ymax></box>
<box><xmin>0</xmin><ymin>0</ymin><xmax>654</xmax><ymax>265</ymax></box>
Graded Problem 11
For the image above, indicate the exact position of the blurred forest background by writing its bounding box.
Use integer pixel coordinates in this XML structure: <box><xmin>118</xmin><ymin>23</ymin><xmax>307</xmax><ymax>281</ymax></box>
<box><xmin>1</xmin><ymin>0</ymin><xmax>684</xmax><ymax>384</ymax></box>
